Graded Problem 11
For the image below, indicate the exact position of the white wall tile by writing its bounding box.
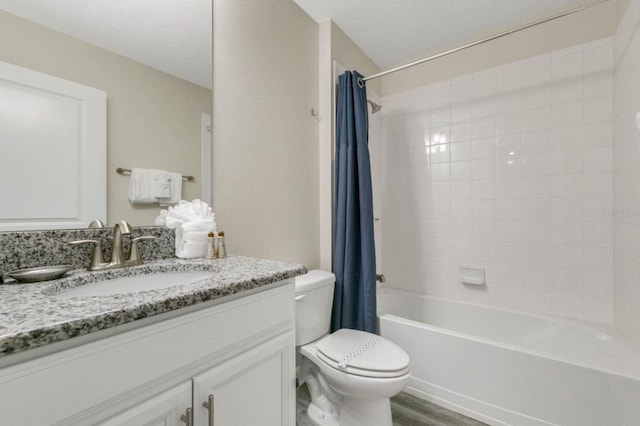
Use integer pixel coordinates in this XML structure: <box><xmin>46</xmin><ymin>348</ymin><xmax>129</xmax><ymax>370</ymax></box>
<box><xmin>473</xmin><ymin>69</ymin><xmax>496</xmax><ymax>99</ymax></box>
<box><xmin>472</xmin><ymin>158</ymin><xmax>495</xmax><ymax>179</ymax></box>
<box><xmin>522</xmin><ymin>55</ymin><xmax>551</xmax><ymax>87</ymax></box>
<box><xmin>522</xmin><ymin>175</ymin><xmax>553</xmax><ymax>198</ymax></box>
<box><xmin>583</xmin><ymin>96</ymin><xmax>613</xmax><ymax>123</ymax></box>
<box><xmin>496</xmin><ymin>177</ymin><xmax>523</xmax><ymax>199</ymax></box>
<box><xmin>472</xmin><ymin>179</ymin><xmax>495</xmax><ymax>199</ymax></box>
<box><xmin>473</xmin><ymin>199</ymin><xmax>496</xmax><ymax>220</ymax></box>
<box><xmin>583</xmin><ymin>122</ymin><xmax>613</xmax><ymax>148</ymax></box>
<box><xmin>583</xmin><ymin>148</ymin><xmax>613</xmax><ymax>172</ymax></box>
<box><xmin>451</xmin><ymin>122</ymin><xmax>473</xmax><ymax>142</ymax></box>
<box><xmin>582</xmin><ymin>172</ymin><xmax>613</xmax><ymax>197</ymax></box>
<box><xmin>523</xmin><ymin>106</ymin><xmax>552</xmax><ymax>131</ymax></box>
<box><xmin>583</xmin><ymin>295</ymin><xmax>614</xmax><ymax>323</ymax></box>
<box><xmin>584</xmin><ymin>73</ymin><xmax>613</xmax><ymax>99</ymax></box>
<box><xmin>583</xmin><ymin>271</ymin><xmax>614</xmax><ymax>298</ymax></box>
<box><xmin>472</xmin><ymin>137</ymin><xmax>497</xmax><ymax>159</ymax></box>
<box><xmin>450</xmin><ymin>161</ymin><xmax>472</xmax><ymax>181</ymax></box>
<box><xmin>451</xmin><ymin>201</ymin><xmax>472</xmax><ymax>220</ymax></box>
<box><xmin>552</xmin><ymin>52</ymin><xmax>583</xmax><ymax>82</ymax></box>
<box><xmin>522</xmin><ymin>85</ymin><xmax>552</xmax><ymax>109</ymax></box>
<box><xmin>450</xmin><ymin>75</ymin><xmax>473</xmax><ymax>103</ymax></box>
<box><xmin>495</xmin><ymin>199</ymin><xmax>522</xmax><ymax>221</ymax></box>
<box><xmin>473</xmin><ymin>241</ymin><xmax>496</xmax><ymax>262</ymax></box>
<box><xmin>451</xmin><ymin>180</ymin><xmax>472</xmax><ymax>201</ymax></box>
<box><xmin>450</xmin><ymin>141</ymin><xmax>473</xmax><ymax>161</ymax></box>
<box><xmin>496</xmin><ymin>63</ymin><xmax>522</xmax><ymax>93</ymax></box>
<box><xmin>552</xmin><ymin>81</ymin><xmax>583</xmax><ymax>105</ymax></box>
<box><xmin>551</xmin><ymin>101</ymin><xmax>583</xmax><ymax>128</ymax></box>
<box><xmin>583</xmin><ymin>44</ymin><xmax>613</xmax><ymax>75</ymax></box>
<box><xmin>551</xmin><ymin>292</ymin><xmax>582</xmax><ymax>319</ymax></box>
<box><xmin>521</xmin><ymin>288</ymin><xmax>552</xmax><ymax>314</ymax></box>
<box><xmin>496</xmin><ymin>221</ymin><xmax>522</xmax><ymax>242</ymax></box>
<box><xmin>584</xmin><ymin>222</ymin><xmax>614</xmax><ymax>250</ymax></box>
<box><xmin>497</xmin><ymin>242</ymin><xmax>522</xmax><ymax>265</ymax></box>
<box><xmin>473</xmin><ymin>221</ymin><xmax>495</xmax><ymax>241</ymax></box>
<box><xmin>523</xmin><ymin>130</ymin><xmax>553</xmax><ymax>154</ymax></box>
<box><xmin>553</xmin><ymin>126</ymin><xmax>583</xmax><ymax>151</ymax></box>
<box><xmin>552</xmin><ymin>174</ymin><xmax>583</xmax><ymax>198</ymax></box>
<box><xmin>496</xmin><ymin>111</ymin><xmax>522</xmax><ymax>136</ymax></box>
<box><xmin>379</xmin><ymin>35</ymin><xmax>615</xmax><ymax>324</ymax></box>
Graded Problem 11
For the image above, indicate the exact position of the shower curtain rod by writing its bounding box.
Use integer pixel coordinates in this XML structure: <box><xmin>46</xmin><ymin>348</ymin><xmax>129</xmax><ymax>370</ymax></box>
<box><xmin>359</xmin><ymin>0</ymin><xmax>610</xmax><ymax>86</ymax></box>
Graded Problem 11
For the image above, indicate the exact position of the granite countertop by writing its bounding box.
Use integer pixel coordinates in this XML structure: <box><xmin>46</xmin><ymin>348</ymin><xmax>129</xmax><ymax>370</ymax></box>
<box><xmin>0</xmin><ymin>256</ymin><xmax>307</xmax><ymax>357</ymax></box>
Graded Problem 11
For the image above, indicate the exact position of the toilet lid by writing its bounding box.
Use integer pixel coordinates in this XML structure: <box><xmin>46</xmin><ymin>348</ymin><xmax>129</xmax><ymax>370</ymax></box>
<box><xmin>316</xmin><ymin>329</ymin><xmax>410</xmax><ymax>378</ymax></box>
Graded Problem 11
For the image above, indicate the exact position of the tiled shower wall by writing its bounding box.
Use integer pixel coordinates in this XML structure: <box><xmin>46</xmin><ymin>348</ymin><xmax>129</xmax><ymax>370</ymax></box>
<box><xmin>379</xmin><ymin>37</ymin><xmax>615</xmax><ymax>323</ymax></box>
<box><xmin>614</xmin><ymin>0</ymin><xmax>640</xmax><ymax>351</ymax></box>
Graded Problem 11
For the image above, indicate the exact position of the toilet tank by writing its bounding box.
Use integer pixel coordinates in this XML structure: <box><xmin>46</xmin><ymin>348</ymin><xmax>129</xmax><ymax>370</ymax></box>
<box><xmin>295</xmin><ymin>270</ymin><xmax>335</xmax><ymax>346</ymax></box>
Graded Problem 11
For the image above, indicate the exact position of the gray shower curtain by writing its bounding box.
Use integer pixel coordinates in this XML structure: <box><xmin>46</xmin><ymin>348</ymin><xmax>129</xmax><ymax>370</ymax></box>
<box><xmin>331</xmin><ymin>70</ymin><xmax>376</xmax><ymax>333</ymax></box>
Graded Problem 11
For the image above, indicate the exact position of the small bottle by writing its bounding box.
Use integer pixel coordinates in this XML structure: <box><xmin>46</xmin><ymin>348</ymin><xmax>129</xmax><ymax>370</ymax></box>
<box><xmin>217</xmin><ymin>230</ymin><xmax>227</xmax><ymax>258</ymax></box>
<box><xmin>206</xmin><ymin>231</ymin><xmax>216</xmax><ymax>259</ymax></box>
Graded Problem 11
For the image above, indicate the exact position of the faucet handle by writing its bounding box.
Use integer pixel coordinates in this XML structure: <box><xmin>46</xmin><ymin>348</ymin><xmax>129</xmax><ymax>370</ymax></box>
<box><xmin>128</xmin><ymin>236</ymin><xmax>156</xmax><ymax>265</ymax></box>
<box><xmin>68</xmin><ymin>240</ymin><xmax>105</xmax><ymax>270</ymax></box>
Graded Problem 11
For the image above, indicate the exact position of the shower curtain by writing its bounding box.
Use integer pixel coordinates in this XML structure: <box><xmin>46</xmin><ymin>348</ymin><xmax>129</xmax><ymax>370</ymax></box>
<box><xmin>331</xmin><ymin>70</ymin><xmax>377</xmax><ymax>333</ymax></box>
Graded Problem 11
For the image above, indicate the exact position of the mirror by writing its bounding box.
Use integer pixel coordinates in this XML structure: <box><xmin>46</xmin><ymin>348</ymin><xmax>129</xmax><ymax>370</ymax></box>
<box><xmin>0</xmin><ymin>1</ymin><xmax>212</xmax><ymax>230</ymax></box>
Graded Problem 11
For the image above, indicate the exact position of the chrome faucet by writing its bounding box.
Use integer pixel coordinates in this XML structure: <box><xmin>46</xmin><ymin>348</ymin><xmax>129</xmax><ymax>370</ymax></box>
<box><xmin>68</xmin><ymin>220</ymin><xmax>155</xmax><ymax>271</ymax></box>
<box><xmin>110</xmin><ymin>220</ymin><xmax>132</xmax><ymax>266</ymax></box>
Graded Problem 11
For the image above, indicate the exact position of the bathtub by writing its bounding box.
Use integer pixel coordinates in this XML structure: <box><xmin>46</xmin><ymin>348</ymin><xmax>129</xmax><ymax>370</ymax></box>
<box><xmin>377</xmin><ymin>289</ymin><xmax>640</xmax><ymax>426</ymax></box>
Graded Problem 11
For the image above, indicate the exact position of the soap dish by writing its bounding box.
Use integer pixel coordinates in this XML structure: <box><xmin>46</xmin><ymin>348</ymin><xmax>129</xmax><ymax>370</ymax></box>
<box><xmin>4</xmin><ymin>265</ymin><xmax>73</xmax><ymax>283</ymax></box>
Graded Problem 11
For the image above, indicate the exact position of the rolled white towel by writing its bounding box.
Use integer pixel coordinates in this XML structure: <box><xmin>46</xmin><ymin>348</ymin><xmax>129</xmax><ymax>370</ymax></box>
<box><xmin>174</xmin><ymin>219</ymin><xmax>216</xmax><ymax>259</ymax></box>
<box><xmin>154</xmin><ymin>210</ymin><xmax>168</xmax><ymax>226</ymax></box>
<box><xmin>166</xmin><ymin>199</ymin><xmax>215</xmax><ymax>228</ymax></box>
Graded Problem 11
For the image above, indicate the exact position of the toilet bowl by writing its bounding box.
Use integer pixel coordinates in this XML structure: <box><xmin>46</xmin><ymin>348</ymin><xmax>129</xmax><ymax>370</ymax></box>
<box><xmin>295</xmin><ymin>270</ymin><xmax>411</xmax><ymax>426</ymax></box>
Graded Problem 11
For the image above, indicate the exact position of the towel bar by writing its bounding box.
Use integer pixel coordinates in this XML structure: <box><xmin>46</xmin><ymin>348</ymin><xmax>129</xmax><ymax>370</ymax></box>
<box><xmin>116</xmin><ymin>167</ymin><xmax>195</xmax><ymax>182</ymax></box>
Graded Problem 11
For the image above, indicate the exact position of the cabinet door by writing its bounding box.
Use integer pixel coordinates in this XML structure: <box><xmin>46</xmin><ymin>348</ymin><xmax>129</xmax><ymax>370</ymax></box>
<box><xmin>192</xmin><ymin>332</ymin><xmax>295</xmax><ymax>426</ymax></box>
<box><xmin>98</xmin><ymin>381</ymin><xmax>192</xmax><ymax>426</ymax></box>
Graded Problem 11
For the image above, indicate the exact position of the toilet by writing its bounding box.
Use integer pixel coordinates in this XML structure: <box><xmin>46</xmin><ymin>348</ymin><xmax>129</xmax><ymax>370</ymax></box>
<box><xmin>295</xmin><ymin>270</ymin><xmax>411</xmax><ymax>426</ymax></box>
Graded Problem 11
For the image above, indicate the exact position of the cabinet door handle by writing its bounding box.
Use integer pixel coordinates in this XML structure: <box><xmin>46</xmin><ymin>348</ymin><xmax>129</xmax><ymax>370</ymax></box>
<box><xmin>202</xmin><ymin>394</ymin><xmax>214</xmax><ymax>426</ymax></box>
<box><xmin>180</xmin><ymin>407</ymin><xmax>192</xmax><ymax>426</ymax></box>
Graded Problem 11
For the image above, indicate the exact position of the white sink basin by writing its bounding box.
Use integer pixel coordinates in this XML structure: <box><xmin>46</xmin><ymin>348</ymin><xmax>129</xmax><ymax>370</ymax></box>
<box><xmin>57</xmin><ymin>271</ymin><xmax>214</xmax><ymax>298</ymax></box>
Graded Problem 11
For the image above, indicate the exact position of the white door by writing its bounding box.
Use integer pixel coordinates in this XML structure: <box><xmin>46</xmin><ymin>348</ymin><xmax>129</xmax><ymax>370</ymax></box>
<box><xmin>98</xmin><ymin>382</ymin><xmax>192</xmax><ymax>426</ymax></box>
<box><xmin>201</xmin><ymin>113</ymin><xmax>212</xmax><ymax>206</ymax></box>
<box><xmin>192</xmin><ymin>333</ymin><xmax>295</xmax><ymax>426</ymax></box>
<box><xmin>0</xmin><ymin>60</ymin><xmax>106</xmax><ymax>230</ymax></box>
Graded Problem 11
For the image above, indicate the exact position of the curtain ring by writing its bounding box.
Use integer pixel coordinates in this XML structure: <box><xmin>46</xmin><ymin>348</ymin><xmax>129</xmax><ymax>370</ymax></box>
<box><xmin>357</xmin><ymin>77</ymin><xmax>365</xmax><ymax>88</ymax></box>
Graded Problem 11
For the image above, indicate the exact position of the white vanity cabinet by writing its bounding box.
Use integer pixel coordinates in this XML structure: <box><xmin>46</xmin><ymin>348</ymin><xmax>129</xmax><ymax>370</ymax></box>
<box><xmin>98</xmin><ymin>381</ymin><xmax>192</xmax><ymax>426</ymax></box>
<box><xmin>0</xmin><ymin>281</ymin><xmax>296</xmax><ymax>426</ymax></box>
<box><xmin>192</xmin><ymin>333</ymin><xmax>292</xmax><ymax>426</ymax></box>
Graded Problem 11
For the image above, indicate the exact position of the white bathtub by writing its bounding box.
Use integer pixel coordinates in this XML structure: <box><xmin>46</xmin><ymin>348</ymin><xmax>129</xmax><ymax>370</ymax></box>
<box><xmin>377</xmin><ymin>289</ymin><xmax>640</xmax><ymax>426</ymax></box>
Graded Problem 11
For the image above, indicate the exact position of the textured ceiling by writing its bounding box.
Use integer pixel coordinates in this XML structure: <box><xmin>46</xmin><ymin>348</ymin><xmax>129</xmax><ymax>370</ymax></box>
<box><xmin>0</xmin><ymin>0</ymin><xmax>212</xmax><ymax>89</ymax></box>
<box><xmin>293</xmin><ymin>0</ymin><xmax>587</xmax><ymax>68</ymax></box>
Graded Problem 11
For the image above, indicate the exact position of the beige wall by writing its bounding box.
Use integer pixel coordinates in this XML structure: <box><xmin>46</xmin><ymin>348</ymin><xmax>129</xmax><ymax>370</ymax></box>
<box><xmin>212</xmin><ymin>0</ymin><xmax>320</xmax><ymax>266</ymax></box>
<box><xmin>380</xmin><ymin>0</ymin><xmax>621</xmax><ymax>95</ymax></box>
<box><xmin>330</xmin><ymin>22</ymin><xmax>381</xmax><ymax>95</ymax></box>
<box><xmin>0</xmin><ymin>10</ymin><xmax>212</xmax><ymax>226</ymax></box>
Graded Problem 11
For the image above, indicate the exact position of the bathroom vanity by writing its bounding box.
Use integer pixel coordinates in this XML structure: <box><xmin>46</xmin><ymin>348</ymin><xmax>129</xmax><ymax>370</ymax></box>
<box><xmin>0</xmin><ymin>256</ymin><xmax>306</xmax><ymax>425</ymax></box>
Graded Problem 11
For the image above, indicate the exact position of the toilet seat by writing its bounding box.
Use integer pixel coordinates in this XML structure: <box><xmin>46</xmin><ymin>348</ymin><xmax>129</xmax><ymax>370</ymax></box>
<box><xmin>315</xmin><ymin>329</ymin><xmax>410</xmax><ymax>378</ymax></box>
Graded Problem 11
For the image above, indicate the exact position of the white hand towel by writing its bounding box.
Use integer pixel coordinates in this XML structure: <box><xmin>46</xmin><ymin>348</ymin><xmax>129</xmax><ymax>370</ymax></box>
<box><xmin>158</xmin><ymin>172</ymin><xmax>183</xmax><ymax>206</ymax></box>
<box><xmin>152</xmin><ymin>173</ymin><xmax>171</xmax><ymax>198</ymax></box>
<box><xmin>128</xmin><ymin>168</ymin><xmax>160</xmax><ymax>204</ymax></box>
